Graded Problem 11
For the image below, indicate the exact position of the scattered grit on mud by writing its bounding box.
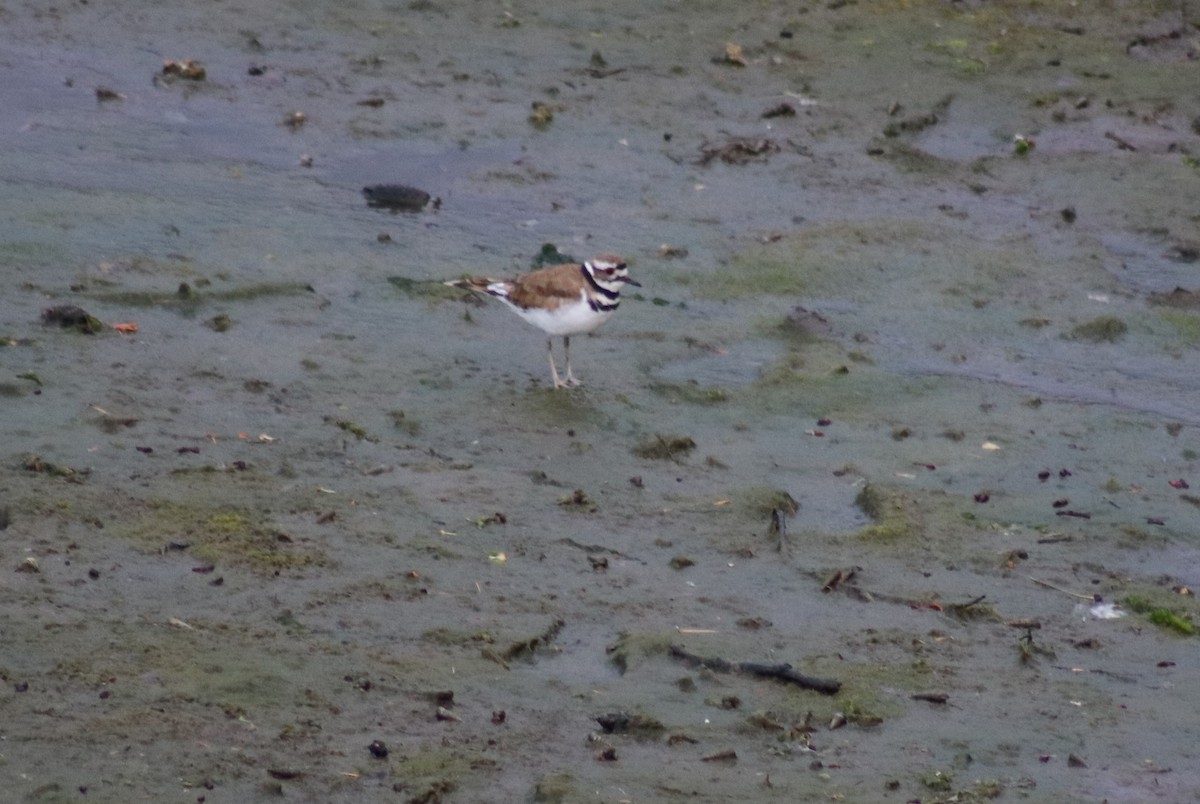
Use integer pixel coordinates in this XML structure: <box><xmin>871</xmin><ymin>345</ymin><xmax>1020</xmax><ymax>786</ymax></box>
<box><xmin>3</xmin><ymin>1</ymin><xmax>1200</xmax><ymax>802</ymax></box>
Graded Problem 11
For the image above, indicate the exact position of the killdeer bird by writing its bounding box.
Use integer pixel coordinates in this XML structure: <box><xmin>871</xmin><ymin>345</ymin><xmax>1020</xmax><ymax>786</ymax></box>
<box><xmin>446</xmin><ymin>253</ymin><xmax>640</xmax><ymax>388</ymax></box>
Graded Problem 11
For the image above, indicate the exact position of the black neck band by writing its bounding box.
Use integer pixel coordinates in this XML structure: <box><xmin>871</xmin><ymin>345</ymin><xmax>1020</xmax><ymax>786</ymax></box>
<box><xmin>581</xmin><ymin>264</ymin><xmax>621</xmax><ymax>301</ymax></box>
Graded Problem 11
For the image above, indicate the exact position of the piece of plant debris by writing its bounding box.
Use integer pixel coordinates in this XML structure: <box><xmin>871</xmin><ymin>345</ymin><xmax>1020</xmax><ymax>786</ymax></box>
<box><xmin>557</xmin><ymin>489</ymin><xmax>596</xmax><ymax>511</ymax></box>
<box><xmin>160</xmin><ymin>59</ymin><xmax>206</xmax><ymax>81</ymax></box>
<box><xmin>529</xmin><ymin>101</ymin><xmax>554</xmax><ymax>129</ymax></box>
<box><xmin>718</xmin><ymin>42</ymin><xmax>748</xmax><ymax>67</ymax></box>
<box><xmin>502</xmin><ymin>618</ymin><xmax>564</xmax><ymax>661</ymax></box>
<box><xmin>208</xmin><ymin>313</ymin><xmax>232</xmax><ymax>332</ymax></box>
<box><xmin>632</xmin><ymin>434</ymin><xmax>696</xmax><ymax>461</ymax></box>
<box><xmin>281</xmin><ymin>111</ymin><xmax>307</xmax><ymax>130</ymax></box>
<box><xmin>22</xmin><ymin>453</ymin><xmax>81</xmax><ymax>478</ymax></box>
<box><xmin>696</xmin><ymin>137</ymin><xmax>779</xmax><ymax>166</ymax></box>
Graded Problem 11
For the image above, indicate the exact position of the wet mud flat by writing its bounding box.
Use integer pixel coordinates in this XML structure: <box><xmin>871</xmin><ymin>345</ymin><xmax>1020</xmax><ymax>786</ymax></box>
<box><xmin>3</xmin><ymin>1</ymin><xmax>1200</xmax><ymax>802</ymax></box>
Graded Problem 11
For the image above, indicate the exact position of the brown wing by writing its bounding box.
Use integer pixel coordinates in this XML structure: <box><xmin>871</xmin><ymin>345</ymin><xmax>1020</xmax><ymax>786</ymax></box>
<box><xmin>506</xmin><ymin>262</ymin><xmax>586</xmax><ymax>310</ymax></box>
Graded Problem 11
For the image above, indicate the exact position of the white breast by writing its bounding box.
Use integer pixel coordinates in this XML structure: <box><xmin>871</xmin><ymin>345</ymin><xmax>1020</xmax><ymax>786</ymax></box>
<box><xmin>501</xmin><ymin>290</ymin><xmax>614</xmax><ymax>336</ymax></box>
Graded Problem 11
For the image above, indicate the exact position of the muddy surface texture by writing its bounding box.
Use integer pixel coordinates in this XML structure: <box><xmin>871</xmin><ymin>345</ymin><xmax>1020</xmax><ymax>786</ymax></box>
<box><xmin>2</xmin><ymin>1</ymin><xmax>1200</xmax><ymax>802</ymax></box>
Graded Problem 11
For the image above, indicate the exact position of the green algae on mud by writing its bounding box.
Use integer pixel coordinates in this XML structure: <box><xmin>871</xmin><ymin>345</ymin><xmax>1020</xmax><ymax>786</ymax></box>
<box><xmin>749</xmin><ymin>341</ymin><xmax>849</xmax><ymax>394</ymax></box>
<box><xmin>83</xmin><ymin>280</ymin><xmax>315</xmax><ymax>312</ymax></box>
<box><xmin>854</xmin><ymin>483</ymin><xmax>924</xmax><ymax>543</ymax></box>
<box><xmin>671</xmin><ymin>250</ymin><xmax>810</xmax><ymax>300</ymax></box>
<box><xmin>532</xmin><ymin>772</ymin><xmax>575</xmax><ymax>803</ymax></box>
<box><xmin>387</xmin><ymin>274</ymin><xmax>464</xmax><ymax>302</ymax></box>
<box><xmin>631</xmin><ymin>433</ymin><xmax>696</xmax><ymax>461</ymax></box>
<box><xmin>110</xmin><ymin>497</ymin><xmax>329</xmax><ymax>571</ymax></box>
<box><xmin>734</xmin><ymin>485</ymin><xmax>800</xmax><ymax>519</ymax></box>
<box><xmin>422</xmin><ymin>626</ymin><xmax>496</xmax><ymax>647</ymax></box>
<box><xmin>646</xmin><ymin>379</ymin><xmax>728</xmax><ymax>406</ymax></box>
<box><xmin>1067</xmin><ymin>315</ymin><xmax>1128</xmax><ymax>343</ymax></box>
<box><xmin>1123</xmin><ymin>590</ymin><xmax>1198</xmax><ymax>636</ymax></box>
<box><xmin>325</xmin><ymin>415</ymin><xmax>374</xmax><ymax>441</ymax></box>
<box><xmin>1155</xmin><ymin>308</ymin><xmax>1200</xmax><ymax>347</ymax></box>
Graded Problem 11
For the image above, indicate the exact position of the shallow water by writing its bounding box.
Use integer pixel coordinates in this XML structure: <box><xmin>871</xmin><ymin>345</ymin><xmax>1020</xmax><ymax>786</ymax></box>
<box><xmin>3</xmin><ymin>1</ymin><xmax>1199</xmax><ymax>802</ymax></box>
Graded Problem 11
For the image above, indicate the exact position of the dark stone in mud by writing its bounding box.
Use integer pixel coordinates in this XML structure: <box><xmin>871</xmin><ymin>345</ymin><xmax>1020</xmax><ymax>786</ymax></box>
<box><xmin>362</xmin><ymin>183</ymin><xmax>432</xmax><ymax>212</ymax></box>
<box><xmin>41</xmin><ymin>305</ymin><xmax>104</xmax><ymax>334</ymax></box>
<box><xmin>595</xmin><ymin>711</ymin><xmax>665</xmax><ymax>736</ymax></box>
<box><xmin>368</xmin><ymin>739</ymin><xmax>388</xmax><ymax>758</ymax></box>
<box><xmin>1165</xmin><ymin>244</ymin><xmax>1199</xmax><ymax>263</ymax></box>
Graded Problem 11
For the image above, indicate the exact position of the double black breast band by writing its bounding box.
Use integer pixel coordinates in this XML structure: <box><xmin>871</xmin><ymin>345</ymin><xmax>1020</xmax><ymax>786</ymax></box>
<box><xmin>581</xmin><ymin>264</ymin><xmax>621</xmax><ymax>301</ymax></box>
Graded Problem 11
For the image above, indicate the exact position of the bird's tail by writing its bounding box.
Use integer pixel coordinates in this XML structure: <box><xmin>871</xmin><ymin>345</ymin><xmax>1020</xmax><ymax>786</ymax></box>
<box><xmin>444</xmin><ymin>276</ymin><xmax>497</xmax><ymax>291</ymax></box>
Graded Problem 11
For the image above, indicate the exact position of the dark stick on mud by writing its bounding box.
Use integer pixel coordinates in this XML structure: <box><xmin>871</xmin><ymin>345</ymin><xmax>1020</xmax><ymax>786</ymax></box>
<box><xmin>769</xmin><ymin>507</ymin><xmax>790</xmax><ymax>555</ymax></box>
<box><xmin>911</xmin><ymin>692</ymin><xmax>950</xmax><ymax>704</ymax></box>
<box><xmin>669</xmin><ymin>645</ymin><xmax>841</xmax><ymax>695</ymax></box>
